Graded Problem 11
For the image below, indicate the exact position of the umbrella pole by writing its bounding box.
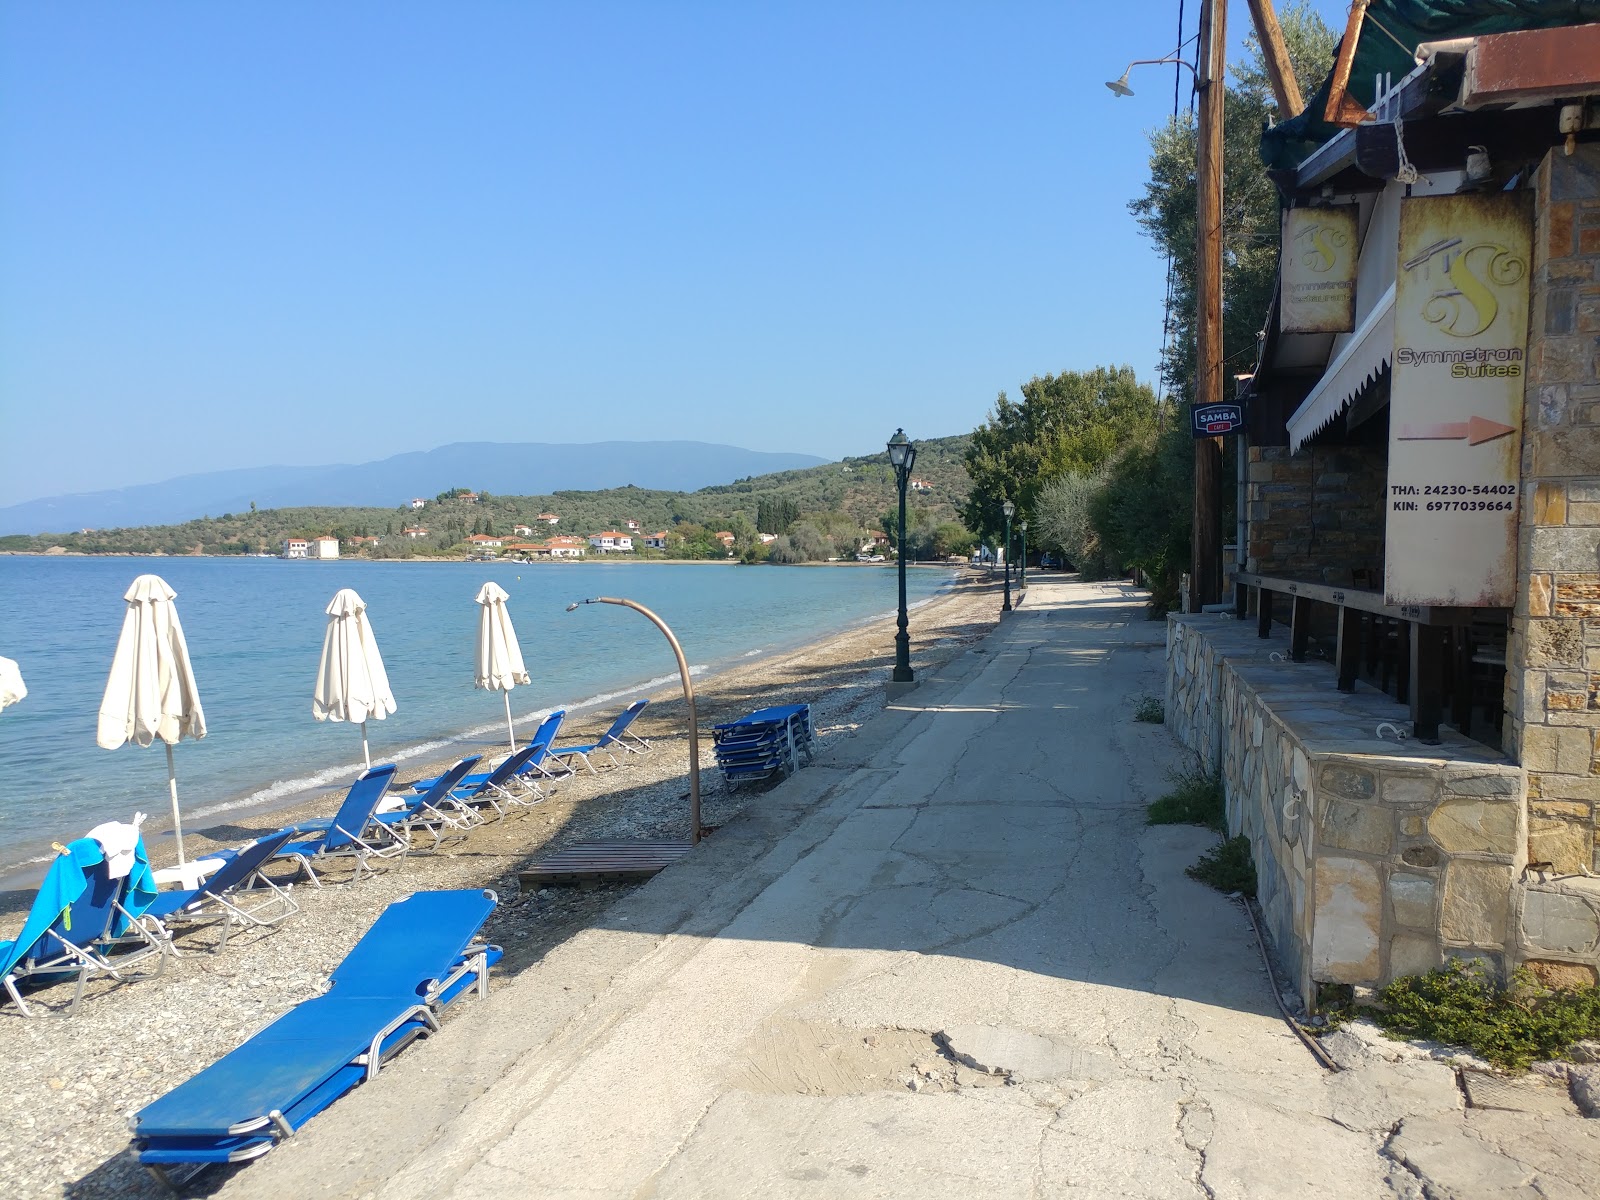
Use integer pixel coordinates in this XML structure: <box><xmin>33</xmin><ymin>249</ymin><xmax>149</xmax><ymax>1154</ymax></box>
<box><xmin>503</xmin><ymin>692</ymin><xmax>516</xmax><ymax>751</ymax></box>
<box><xmin>166</xmin><ymin>742</ymin><xmax>185</xmax><ymax>865</ymax></box>
<box><xmin>361</xmin><ymin>721</ymin><xmax>371</xmax><ymax>769</ymax></box>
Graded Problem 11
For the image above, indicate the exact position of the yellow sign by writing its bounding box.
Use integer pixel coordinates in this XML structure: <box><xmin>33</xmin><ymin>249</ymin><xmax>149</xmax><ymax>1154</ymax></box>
<box><xmin>1281</xmin><ymin>206</ymin><xmax>1358</xmax><ymax>333</ymax></box>
<box><xmin>1385</xmin><ymin>193</ymin><xmax>1532</xmax><ymax>608</ymax></box>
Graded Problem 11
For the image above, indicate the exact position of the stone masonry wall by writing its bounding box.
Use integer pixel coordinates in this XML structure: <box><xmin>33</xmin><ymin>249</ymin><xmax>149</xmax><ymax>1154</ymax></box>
<box><xmin>1504</xmin><ymin>144</ymin><xmax>1600</xmax><ymax>876</ymax></box>
<box><xmin>1165</xmin><ymin>615</ymin><xmax>1600</xmax><ymax>1006</ymax></box>
<box><xmin>1246</xmin><ymin>444</ymin><xmax>1387</xmax><ymax>583</ymax></box>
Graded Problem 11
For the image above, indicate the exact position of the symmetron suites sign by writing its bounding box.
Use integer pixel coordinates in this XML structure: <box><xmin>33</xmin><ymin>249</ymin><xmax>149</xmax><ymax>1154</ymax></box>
<box><xmin>1385</xmin><ymin>193</ymin><xmax>1531</xmax><ymax>607</ymax></box>
<box><xmin>1281</xmin><ymin>206</ymin><xmax>1358</xmax><ymax>333</ymax></box>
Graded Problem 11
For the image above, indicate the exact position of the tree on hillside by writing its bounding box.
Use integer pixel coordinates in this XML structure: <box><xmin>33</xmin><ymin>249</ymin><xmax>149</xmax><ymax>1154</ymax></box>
<box><xmin>961</xmin><ymin>366</ymin><xmax>1160</xmax><ymax>541</ymax></box>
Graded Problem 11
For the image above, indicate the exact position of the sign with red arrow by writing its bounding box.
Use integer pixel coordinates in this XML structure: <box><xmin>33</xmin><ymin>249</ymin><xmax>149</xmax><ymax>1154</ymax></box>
<box><xmin>1396</xmin><ymin>416</ymin><xmax>1516</xmax><ymax>445</ymax></box>
<box><xmin>1386</xmin><ymin>193</ymin><xmax>1531</xmax><ymax>608</ymax></box>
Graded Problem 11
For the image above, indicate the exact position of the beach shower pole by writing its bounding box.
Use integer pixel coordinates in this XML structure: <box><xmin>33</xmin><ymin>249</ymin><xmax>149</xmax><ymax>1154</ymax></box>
<box><xmin>567</xmin><ymin>598</ymin><xmax>701</xmax><ymax>845</ymax></box>
<box><xmin>886</xmin><ymin>429</ymin><xmax>917</xmax><ymax>684</ymax></box>
<box><xmin>1001</xmin><ymin>500</ymin><xmax>1015</xmax><ymax>612</ymax></box>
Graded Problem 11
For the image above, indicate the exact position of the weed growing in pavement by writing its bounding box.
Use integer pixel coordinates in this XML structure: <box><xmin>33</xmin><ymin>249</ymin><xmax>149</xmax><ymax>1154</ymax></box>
<box><xmin>1376</xmin><ymin>961</ymin><xmax>1600</xmax><ymax>1070</ymax></box>
<box><xmin>1185</xmin><ymin>835</ymin><xmax>1257</xmax><ymax>898</ymax></box>
<box><xmin>1132</xmin><ymin>695</ymin><xmax>1165</xmax><ymax>723</ymax></box>
<box><xmin>1145</xmin><ymin>767</ymin><xmax>1225</xmax><ymax>831</ymax></box>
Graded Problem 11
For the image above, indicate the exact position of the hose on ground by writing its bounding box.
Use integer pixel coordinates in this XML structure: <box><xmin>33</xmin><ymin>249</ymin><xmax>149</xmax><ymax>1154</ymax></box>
<box><xmin>1237</xmin><ymin>895</ymin><xmax>1341</xmax><ymax>1073</ymax></box>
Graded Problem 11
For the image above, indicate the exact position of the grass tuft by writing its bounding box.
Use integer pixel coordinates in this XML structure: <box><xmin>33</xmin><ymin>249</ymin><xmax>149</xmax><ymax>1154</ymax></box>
<box><xmin>1132</xmin><ymin>695</ymin><xmax>1165</xmax><ymax>724</ymax></box>
<box><xmin>1146</xmin><ymin>767</ymin><xmax>1224</xmax><ymax>831</ymax></box>
<box><xmin>1185</xmin><ymin>835</ymin><xmax>1257</xmax><ymax>898</ymax></box>
<box><xmin>1375</xmin><ymin>961</ymin><xmax>1600</xmax><ymax>1070</ymax></box>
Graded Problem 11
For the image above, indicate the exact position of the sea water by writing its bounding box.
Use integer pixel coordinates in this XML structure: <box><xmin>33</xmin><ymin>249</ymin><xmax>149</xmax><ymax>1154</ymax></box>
<box><xmin>0</xmin><ymin>557</ymin><xmax>953</xmax><ymax>876</ymax></box>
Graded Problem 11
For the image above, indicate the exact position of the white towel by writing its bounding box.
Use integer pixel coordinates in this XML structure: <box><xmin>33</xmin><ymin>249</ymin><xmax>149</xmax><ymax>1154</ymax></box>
<box><xmin>86</xmin><ymin>814</ymin><xmax>146</xmax><ymax>879</ymax></box>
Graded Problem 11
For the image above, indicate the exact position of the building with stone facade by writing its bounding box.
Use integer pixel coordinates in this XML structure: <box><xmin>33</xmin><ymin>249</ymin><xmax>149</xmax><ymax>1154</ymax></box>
<box><xmin>1164</xmin><ymin>15</ymin><xmax>1600</xmax><ymax>1008</ymax></box>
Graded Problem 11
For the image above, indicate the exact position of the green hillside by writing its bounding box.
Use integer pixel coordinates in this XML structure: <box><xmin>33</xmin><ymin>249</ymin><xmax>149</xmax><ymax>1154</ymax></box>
<box><xmin>1</xmin><ymin>434</ymin><xmax>974</xmax><ymax>561</ymax></box>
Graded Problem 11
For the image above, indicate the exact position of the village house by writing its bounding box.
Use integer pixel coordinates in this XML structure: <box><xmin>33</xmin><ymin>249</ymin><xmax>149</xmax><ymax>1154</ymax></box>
<box><xmin>642</xmin><ymin>531</ymin><xmax>671</xmax><ymax>550</ymax></box>
<box><xmin>759</xmin><ymin>533</ymin><xmax>778</xmax><ymax>545</ymax></box>
<box><xmin>589</xmin><ymin>531</ymin><xmax>634</xmax><ymax>553</ymax></box>
<box><xmin>310</xmin><ymin>536</ymin><xmax>339</xmax><ymax>560</ymax></box>
<box><xmin>403</xmin><ymin>526</ymin><xmax>429</xmax><ymax>540</ymax></box>
<box><xmin>467</xmin><ymin>534</ymin><xmax>503</xmax><ymax>548</ymax></box>
<box><xmin>546</xmin><ymin>535</ymin><xmax>586</xmax><ymax>558</ymax></box>
<box><xmin>512</xmin><ymin>524</ymin><xmax>534</xmax><ymax>537</ymax></box>
<box><xmin>714</xmin><ymin>531</ymin><xmax>735</xmax><ymax>549</ymax></box>
<box><xmin>348</xmin><ymin>535</ymin><xmax>380</xmax><ymax>549</ymax></box>
<box><xmin>459</xmin><ymin>492</ymin><xmax>479</xmax><ymax>504</ymax></box>
<box><xmin>910</xmin><ymin>479</ymin><xmax>933</xmax><ymax>492</ymax></box>
<box><xmin>1164</xmin><ymin>14</ymin><xmax>1600</xmax><ymax>1008</ymax></box>
<box><xmin>625</xmin><ymin>519</ymin><xmax>641</xmax><ymax>532</ymax></box>
<box><xmin>536</xmin><ymin>513</ymin><xmax>560</xmax><ymax>526</ymax></box>
<box><xmin>280</xmin><ymin>537</ymin><xmax>308</xmax><ymax>559</ymax></box>
<box><xmin>504</xmin><ymin>541</ymin><xmax>549</xmax><ymax>558</ymax></box>
<box><xmin>409</xmin><ymin>498</ymin><xmax>427</xmax><ymax>510</ymax></box>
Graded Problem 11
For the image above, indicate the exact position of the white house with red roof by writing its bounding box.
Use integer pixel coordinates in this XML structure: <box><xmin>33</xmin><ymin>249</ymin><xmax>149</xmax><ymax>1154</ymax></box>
<box><xmin>281</xmin><ymin>537</ymin><xmax>308</xmax><ymax>559</ymax></box>
<box><xmin>546</xmin><ymin>535</ymin><xmax>586</xmax><ymax>558</ymax></box>
<box><xmin>467</xmin><ymin>534</ymin><xmax>503</xmax><ymax>548</ymax></box>
<box><xmin>403</xmin><ymin>526</ymin><xmax>429</xmax><ymax>539</ymax></box>
<box><xmin>409</xmin><ymin>498</ymin><xmax>427</xmax><ymax>510</ymax></box>
<box><xmin>642</xmin><ymin>531</ymin><xmax>671</xmax><ymax>550</ymax></box>
<box><xmin>589</xmin><ymin>531</ymin><xmax>634</xmax><ymax>553</ymax></box>
<box><xmin>536</xmin><ymin>513</ymin><xmax>560</xmax><ymax>526</ymax></box>
<box><xmin>513</xmin><ymin>524</ymin><xmax>534</xmax><ymax>537</ymax></box>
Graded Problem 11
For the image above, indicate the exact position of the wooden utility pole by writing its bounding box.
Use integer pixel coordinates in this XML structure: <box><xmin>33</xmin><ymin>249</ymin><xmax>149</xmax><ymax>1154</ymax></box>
<box><xmin>1245</xmin><ymin>0</ymin><xmax>1304</xmax><ymax>118</ymax></box>
<box><xmin>1190</xmin><ymin>0</ymin><xmax>1225</xmax><ymax>611</ymax></box>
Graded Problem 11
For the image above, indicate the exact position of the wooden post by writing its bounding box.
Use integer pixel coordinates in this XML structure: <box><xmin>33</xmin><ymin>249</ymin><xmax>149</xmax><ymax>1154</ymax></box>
<box><xmin>1410</xmin><ymin>625</ymin><xmax>1446</xmax><ymax>744</ymax></box>
<box><xmin>1244</xmin><ymin>0</ymin><xmax>1304</xmax><ymax>118</ymax></box>
<box><xmin>1336</xmin><ymin>606</ymin><xmax>1362</xmax><ymax>692</ymax></box>
<box><xmin>1289</xmin><ymin>595</ymin><xmax>1312</xmax><ymax>662</ymax></box>
<box><xmin>1190</xmin><ymin>0</ymin><xmax>1226</xmax><ymax>612</ymax></box>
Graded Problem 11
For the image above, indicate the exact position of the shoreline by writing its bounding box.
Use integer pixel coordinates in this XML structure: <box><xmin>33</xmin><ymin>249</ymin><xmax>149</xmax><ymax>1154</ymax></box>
<box><xmin>0</xmin><ymin>570</ymin><xmax>986</xmax><ymax>904</ymax></box>
<box><xmin>0</xmin><ymin>570</ymin><xmax>1009</xmax><ymax>1199</ymax></box>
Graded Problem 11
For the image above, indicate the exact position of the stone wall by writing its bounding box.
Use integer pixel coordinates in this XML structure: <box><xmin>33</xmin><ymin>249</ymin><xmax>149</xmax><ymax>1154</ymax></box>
<box><xmin>1246</xmin><ymin>444</ymin><xmax>1387</xmax><ymax>582</ymax></box>
<box><xmin>1164</xmin><ymin>615</ymin><xmax>1600</xmax><ymax>1006</ymax></box>
<box><xmin>1504</xmin><ymin>144</ymin><xmax>1600</xmax><ymax>875</ymax></box>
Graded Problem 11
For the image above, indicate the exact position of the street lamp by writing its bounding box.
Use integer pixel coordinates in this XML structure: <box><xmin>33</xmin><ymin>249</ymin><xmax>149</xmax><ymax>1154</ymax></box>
<box><xmin>1001</xmin><ymin>500</ymin><xmax>1015</xmax><ymax>613</ymax></box>
<box><xmin>1019</xmin><ymin>519</ymin><xmax>1028</xmax><ymax>590</ymax></box>
<box><xmin>886</xmin><ymin>429</ymin><xmax>917</xmax><ymax>684</ymax></box>
<box><xmin>567</xmin><ymin>597</ymin><xmax>702</xmax><ymax>844</ymax></box>
<box><xmin>1104</xmin><ymin>54</ymin><xmax>1196</xmax><ymax>98</ymax></box>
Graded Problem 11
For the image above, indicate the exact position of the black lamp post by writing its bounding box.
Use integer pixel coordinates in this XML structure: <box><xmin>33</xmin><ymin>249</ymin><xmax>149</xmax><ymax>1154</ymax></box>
<box><xmin>1001</xmin><ymin>499</ymin><xmax>1015</xmax><ymax>612</ymax></box>
<box><xmin>887</xmin><ymin>429</ymin><xmax>917</xmax><ymax>683</ymax></box>
<box><xmin>1019</xmin><ymin>519</ymin><xmax>1028</xmax><ymax>590</ymax></box>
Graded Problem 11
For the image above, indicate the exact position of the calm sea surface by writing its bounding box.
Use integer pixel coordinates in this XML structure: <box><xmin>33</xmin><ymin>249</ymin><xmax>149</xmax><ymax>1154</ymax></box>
<box><xmin>0</xmin><ymin>557</ymin><xmax>953</xmax><ymax>875</ymax></box>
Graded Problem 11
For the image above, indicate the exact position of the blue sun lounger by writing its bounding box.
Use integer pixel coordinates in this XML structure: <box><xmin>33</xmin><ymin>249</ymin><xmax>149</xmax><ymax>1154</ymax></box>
<box><xmin>411</xmin><ymin>710</ymin><xmax>566</xmax><ymax>797</ymax></box>
<box><xmin>138</xmin><ymin>829</ymin><xmax>301</xmax><ymax>952</ymax></box>
<box><xmin>712</xmin><ymin>704</ymin><xmax>813</xmax><ymax>784</ymax></box>
<box><xmin>131</xmin><ymin>888</ymin><xmax>502</xmax><ymax>1184</ymax></box>
<box><xmin>383</xmin><ymin>756</ymin><xmax>484</xmax><ymax>849</ymax></box>
<box><xmin>2</xmin><ymin>837</ymin><xmax>166</xmax><ymax>1016</ymax></box>
<box><xmin>549</xmin><ymin>699</ymin><xmax>651</xmax><ymax>774</ymax></box>
<box><xmin>269</xmin><ymin>765</ymin><xmax>404</xmax><ymax>886</ymax></box>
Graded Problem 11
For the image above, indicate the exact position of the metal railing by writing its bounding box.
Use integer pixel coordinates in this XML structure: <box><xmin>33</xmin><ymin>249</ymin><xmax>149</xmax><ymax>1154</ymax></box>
<box><xmin>1232</xmin><ymin>572</ymin><xmax>1507</xmax><ymax>745</ymax></box>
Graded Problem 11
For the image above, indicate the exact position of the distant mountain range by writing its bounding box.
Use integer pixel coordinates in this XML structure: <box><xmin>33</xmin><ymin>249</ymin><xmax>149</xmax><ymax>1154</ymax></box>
<box><xmin>0</xmin><ymin>442</ymin><xmax>830</xmax><ymax>536</ymax></box>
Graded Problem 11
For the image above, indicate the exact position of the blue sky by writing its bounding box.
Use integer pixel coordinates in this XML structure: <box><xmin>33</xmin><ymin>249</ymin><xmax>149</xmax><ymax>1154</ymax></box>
<box><xmin>0</xmin><ymin>1</ymin><xmax>1347</xmax><ymax>507</ymax></box>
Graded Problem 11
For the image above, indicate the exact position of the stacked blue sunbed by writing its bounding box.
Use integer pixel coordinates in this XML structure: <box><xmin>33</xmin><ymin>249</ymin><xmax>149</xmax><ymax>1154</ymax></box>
<box><xmin>711</xmin><ymin>704</ymin><xmax>813</xmax><ymax>784</ymax></box>
<box><xmin>131</xmin><ymin>888</ymin><xmax>501</xmax><ymax>1182</ymax></box>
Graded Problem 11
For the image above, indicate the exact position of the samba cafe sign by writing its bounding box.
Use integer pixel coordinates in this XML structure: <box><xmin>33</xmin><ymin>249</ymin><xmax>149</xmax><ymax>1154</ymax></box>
<box><xmin>1191</xmin><ymin>403</ymin><xmax>1243</xmax><ymax>437</ymax></box>
<box><xmin>1385</xmin><ymin>192</ymin><xmax>1531</xmax><ymax>608</ymax></box>
<box><xmin>1281</xmin><ymin>205</ymin><xmax>1358</xmax><ymax>333</ymax></box>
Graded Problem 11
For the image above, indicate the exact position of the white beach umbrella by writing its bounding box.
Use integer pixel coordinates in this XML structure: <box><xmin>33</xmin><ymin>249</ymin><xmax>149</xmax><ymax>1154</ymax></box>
<box><xmin>474</xmin><ymin>581</ymin><xmax>530</xmax><ymax>750</ymax></box>
<box><xmin>0</xmin><ymin>656</ymin><xmax>25</xmax><ymax>712</ymax></box>
<box><xmin>313</xmin><ymin>588</ymin><xmax>396</xmax><ymax>768</ymax></box>
<box><xmin>96</xmin><ymin>575</ymin><xmax>207</xmax><ymax>864</ymax></box>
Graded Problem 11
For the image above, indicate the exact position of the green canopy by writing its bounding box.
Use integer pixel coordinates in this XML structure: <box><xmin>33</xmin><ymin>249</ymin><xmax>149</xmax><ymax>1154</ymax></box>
<box><xmin>1262</xmin><ymin>0</ymin><xmax>1600</xmax><ymax>171</ymax></box>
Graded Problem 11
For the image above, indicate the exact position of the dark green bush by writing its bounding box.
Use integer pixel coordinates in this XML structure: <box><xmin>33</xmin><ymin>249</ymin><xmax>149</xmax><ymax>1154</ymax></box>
<box><xmin>1186</xmin><ymin>836</ymin><xmax>1256</xmax><ymax>897</ymax></box>
<box><xmin>1146</xmin><ymin>768</ymin><xmax>1224</xmax><ymax>831</ymax></box>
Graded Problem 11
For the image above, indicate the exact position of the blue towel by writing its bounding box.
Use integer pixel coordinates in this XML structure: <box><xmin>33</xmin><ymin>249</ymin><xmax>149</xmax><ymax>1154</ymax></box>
<box><xmin>110</xmin><ymin>836</ymin><xmax>159</xmax><ymax>937</ymax></box>
<box><xmin>0</xmin><ymin>838</ymin><xmax>100</xmax><ymax>978</ymax></box>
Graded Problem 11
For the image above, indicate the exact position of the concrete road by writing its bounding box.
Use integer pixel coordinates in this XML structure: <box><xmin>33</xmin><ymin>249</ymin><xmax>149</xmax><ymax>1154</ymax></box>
<box><xmin>220</xmin><ymin>578</ymin><xmax>1595</xmax><ymax>1200</ymax></box>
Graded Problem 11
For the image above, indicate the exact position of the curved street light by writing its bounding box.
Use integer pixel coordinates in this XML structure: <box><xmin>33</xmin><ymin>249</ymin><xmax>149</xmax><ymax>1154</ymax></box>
<box><xmin>566</xmin><ymin>597</ymin><xmax>702</xmax><ymax>844</ymax></box>
<box><xmin>1105</xmin><ymin>54</ymin><xmax>1196</xmax><ymax>98</ymax></box>
<box><xmin>886</xmin><ymin>429</ymin><xmax>917</xmax><ymax>684</ymax></box>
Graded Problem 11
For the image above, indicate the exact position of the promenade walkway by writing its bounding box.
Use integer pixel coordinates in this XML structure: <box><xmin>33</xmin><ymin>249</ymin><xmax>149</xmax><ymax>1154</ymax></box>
<box><xmin>221</xmin><ymin>577</ymin><xmax>1594</xmax><ymax>1199</ymax></box>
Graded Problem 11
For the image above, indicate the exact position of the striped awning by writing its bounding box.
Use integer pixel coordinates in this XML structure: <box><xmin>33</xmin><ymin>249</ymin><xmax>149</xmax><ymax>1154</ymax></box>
<box><xmin>1286</xmin><ymin>283</ymin><xmax>1396</xmax><ymax>452</ymax></box>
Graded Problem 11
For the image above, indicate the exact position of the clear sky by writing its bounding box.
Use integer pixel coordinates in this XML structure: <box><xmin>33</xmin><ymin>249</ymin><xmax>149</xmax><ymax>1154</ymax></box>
<box><xmin>0</xmin><ymin>1</ymin><xmax>1348</xmax><ymax>508</ymax></box>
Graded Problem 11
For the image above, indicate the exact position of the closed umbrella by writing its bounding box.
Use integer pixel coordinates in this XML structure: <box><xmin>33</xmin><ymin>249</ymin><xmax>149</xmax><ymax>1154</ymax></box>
<box><xmin>474</xmin><ymin>581</ymin><xmax>530</xmax><ymax>750</ymax></box>
<box><xmin>0</xmin><ymin>656</ymin><xmax>25</xmax><ymax>711</ymax></box>
<box><xmin>313</xmin><ymin>588</ymin><xmax>395</xmax><ymax>768</ymax></box>
<box><xmin>96</xmin><ymin>575</ymin><xmax>207</xmax><ymax>864</ymax></box>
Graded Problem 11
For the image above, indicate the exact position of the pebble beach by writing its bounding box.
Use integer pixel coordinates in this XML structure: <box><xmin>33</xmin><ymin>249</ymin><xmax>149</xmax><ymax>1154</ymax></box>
<box><xmin>0</xmin><ymin>571</ymin><xmax>1005</xmax><ymax>1199</ymax></box>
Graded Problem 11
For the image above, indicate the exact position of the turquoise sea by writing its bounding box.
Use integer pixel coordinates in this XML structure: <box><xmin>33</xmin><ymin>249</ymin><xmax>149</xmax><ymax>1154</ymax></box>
<box><xmin>0</xmin><ymin>557</ymin><xmax>953</xmax><ymax>878</ymax></box>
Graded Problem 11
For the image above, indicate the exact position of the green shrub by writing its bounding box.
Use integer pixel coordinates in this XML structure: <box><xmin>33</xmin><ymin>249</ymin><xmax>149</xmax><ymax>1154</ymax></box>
<box><xmin>1376</xmin><ymin>961</ymin><xmax>1600</xmax><ymax>1070</ymax></box>
<box><xmin>1133</xmin><ymin>695</ymin><xmax>1165</xmax><ymax>723</ymax></box>
<box><xmin>1146</xmin><ymin>767</ymin><xmax>1224</xmax><ymax>831</ymax></box>
<box><xmin>1186</xmin><ymin>836</ymin><xmax>1256</xmax><ymax>897</ymax></box>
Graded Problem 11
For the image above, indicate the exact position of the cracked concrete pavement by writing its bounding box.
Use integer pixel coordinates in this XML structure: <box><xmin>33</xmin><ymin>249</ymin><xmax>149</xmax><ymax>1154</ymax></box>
<box><xmin>216</xmin><ymin>578</ymin><xmax>1598</xmax><ymax>1199</ymax></box>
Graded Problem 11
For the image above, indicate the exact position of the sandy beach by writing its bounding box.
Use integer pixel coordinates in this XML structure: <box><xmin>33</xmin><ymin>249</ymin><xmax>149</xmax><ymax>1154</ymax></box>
<box><xmin>0</xmin><ymin>569</ymin><xmax>1011</xmax><ymax>1199</ymax></box>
